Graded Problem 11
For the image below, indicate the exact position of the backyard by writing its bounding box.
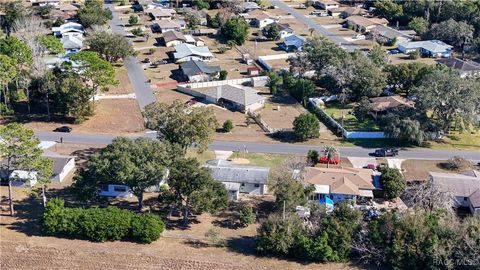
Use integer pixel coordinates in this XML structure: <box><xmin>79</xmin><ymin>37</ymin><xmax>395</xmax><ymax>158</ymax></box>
<box><xmin>322</xmin><ymin>101</ymin><xmax>380</xmax><ymax>131</ymax></box>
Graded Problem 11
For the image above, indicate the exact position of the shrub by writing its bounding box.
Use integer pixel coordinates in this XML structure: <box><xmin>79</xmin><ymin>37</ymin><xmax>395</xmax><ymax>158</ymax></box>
<box><xmin>217</xmin><ymin>46</ymin><xmax>228</xmax><ymax>54</ymax></box>
<box><xmin>128</xmin><ymin>15</ymin><xmax>138</xmax><ymax>26</ymax></box>
<box><xmin>223</xmin><ymin>119</ymin><xmax>234</xmax><ymax>132</ymax></box>
<box><xmin>238</xmin><ymin>205</ymin><xmax>256</xmax><ymax>227</ymax></box>
<box><xmin>43</xmin><ymin>198</ymin><xmax>164</xmax><ymax>243</ymax></box>
<box><xmin>205</xmin><ymin>228</ymin><xmax>227</xmax><ymax>247</ymax></box>
<box><xmin>77</xmin><ymin>207</ymin><xmax>132</xmax><ymax>242</ymax></box>
<box><xmin>293</xmin><ymin>113</ymin><xmax>320</xmax><ymax>141</ymax></box>
<box><xmin>444</xmin><ymin>156</ymin><xmax>471</xmax><ymax>171</ymax></box>
<box><xmin>408</xmin><ymin>50</ymin><xmax>420</xmax><ymax>60</ymax></box>
<box><xmin>130</xmin><ymin>213</ymin><xmax>165</xmax><ymax>243</ymax></box>
<box><xmin>131</xmin><ymin>27</ymin><xmax>144</xmax><ymax>37</ymax></box>
<box><xmin>307</xmin><ymin>150</ymin><xmax>319</xmax><ymax>165</ymax></box>
<box><xmin>219</xmin><ymin>70</ymin><xmax>228</xmax><ymax>80</ymax></box>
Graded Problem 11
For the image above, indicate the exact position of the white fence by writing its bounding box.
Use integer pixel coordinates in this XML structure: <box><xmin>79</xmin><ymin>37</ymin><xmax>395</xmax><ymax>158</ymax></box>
<box><xmin>178</xmin><ymin>76</ymin><xmax>268</xmax><ymax>89</ymax></box>
<box><xmin>308</xmin><ymin>100</ymin><xmax>386</xmax><ymax>139</ymax></box>
<box><xmin>258</xmin><ymin>53</ymin><xmax>296</xmax><ymax>71</ymax></box>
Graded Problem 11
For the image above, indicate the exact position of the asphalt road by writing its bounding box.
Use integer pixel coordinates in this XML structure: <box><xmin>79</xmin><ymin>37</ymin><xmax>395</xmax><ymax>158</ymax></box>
<box><xmin>35</xmin><ymin>131</ymin><xmax>480</xmax><ymax>162</ymax></box>
<box><xmin>106</xmin><ymin>4</ymin><xmax>157</xmax><ymax>111</ymax></box>
<box><xmin>268</xmin><ymin>0</ymin><xmax>360</xmax><ymax>52</ymax></box>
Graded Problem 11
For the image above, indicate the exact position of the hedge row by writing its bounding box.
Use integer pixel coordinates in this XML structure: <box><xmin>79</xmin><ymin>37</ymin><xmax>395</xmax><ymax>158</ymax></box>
<box><xmin>43</xmin><ymin>198</ymin><xmax>164</xmax><ymax>243</ymax></box>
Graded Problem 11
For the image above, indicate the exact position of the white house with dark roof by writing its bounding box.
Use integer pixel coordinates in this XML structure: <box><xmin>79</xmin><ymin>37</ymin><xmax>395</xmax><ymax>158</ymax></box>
<box><xmin>180</xmin><ymin>60</ymin><xmax>221</xmax><ymax>82</ymax></box>
<box><xmin>205</xmin><ymin>159</ymin><xmax>269</xmax><ymax>201</ymax></box>
<box><xmin>173</xmin><ymin>43</ymin><xmax>214</xmax><ymax>63</ymax></box>
<box><xmin>268</xmin><ymin>22</ymin><xmax>294</xmax><ymax>39</ymax></box>
<box><xmin>177</xmin><ymin>84</ymin><xmax>266</xmax><ymax>113</ymax></box>
<box><xmin>430</xmin><ymin>170</ymin><xmax>480</xmax><ymax>215</ymax></box>
<box><xmin>436</xmin><ymin>58</ymin><xmax>480</xmax><ymax>78</ymax></box>
<box><xmin>203</xmin><ymin>85</ymin><xmax>265</xmax><ymax>112</ymax></box>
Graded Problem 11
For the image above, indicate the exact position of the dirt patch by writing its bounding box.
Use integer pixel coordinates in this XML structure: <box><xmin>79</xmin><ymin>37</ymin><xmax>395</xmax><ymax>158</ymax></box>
<box><xmin>260</xmin><ymin>95</ymin><xmax>305</xmax><ymax>130</ymax></box>
<box><xmin>401</xmin><ymin>159</ymin><xmax>453</xmax><ymax>182</ymax></box>
<box><xmin>107</xmin><ymin>67</ymin><xmax>134</xmax><ymax>95</ymax></box>
<box><xmin>23</xmin><ymin>99</ymin><xmax>145</xmax><ymax>135</ymax></box>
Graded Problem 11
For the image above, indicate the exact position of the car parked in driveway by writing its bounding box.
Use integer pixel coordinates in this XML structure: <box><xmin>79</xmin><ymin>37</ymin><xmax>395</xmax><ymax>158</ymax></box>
<box><xmin>374</xmin><ymin>148</ymin><xmax>399</xmax><ymax>157</ymax></box>
<box><xmin>53</xmin><ymin>126</ymin><xmax>72</xmax><ymax>133</ymax></box>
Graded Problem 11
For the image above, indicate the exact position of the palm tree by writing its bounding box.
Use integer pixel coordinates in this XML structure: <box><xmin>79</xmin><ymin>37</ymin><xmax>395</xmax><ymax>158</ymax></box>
<box><xmin>308</xmin><ymin>27</ymin><xmax>314</xmax><ymax>36</ymax></box>
<box><xmin>324</xmin><ymin>146</ymin><xmax>339</xmax><ymax>168</ymax></box>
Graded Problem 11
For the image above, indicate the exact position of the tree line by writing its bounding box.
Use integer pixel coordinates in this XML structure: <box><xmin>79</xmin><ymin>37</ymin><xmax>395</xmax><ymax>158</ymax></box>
<box><xmin>0</xmin><ymin>0</ymin><xmax>134</xmax><ymax>123</ymax></box>
<box><xmin>282</xmin><ymin>36</ymin><xmax>480</xmax><ymax>145</ymax></box>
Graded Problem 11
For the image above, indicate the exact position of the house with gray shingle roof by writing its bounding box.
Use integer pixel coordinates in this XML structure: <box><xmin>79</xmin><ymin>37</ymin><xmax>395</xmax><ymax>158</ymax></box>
<box><xmin>430</xmin><ymin>170</ymin><xmax>480</xmax><ymax>215</ymax></box>
<box><xmin>205</xmin><ymin>159</ymin><xmax>269</xmax><ymax>201</ymax></box>
<box><xmin>435</xmin><ymin>58</ymin><xmax>480</xmax><ymax>78</ymax></box>
<box><xmin>203</xmin><ymin>84</ymin><xmax>265</xmax><ymax>112</ymax></box>
<box><xmin>180</xmin><ymin>60</ymin><xmax>221</xmax><ymax>82</ymax></box>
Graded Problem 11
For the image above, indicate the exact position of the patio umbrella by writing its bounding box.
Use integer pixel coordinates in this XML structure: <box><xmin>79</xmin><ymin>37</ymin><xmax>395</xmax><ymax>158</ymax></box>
<box><xmin>319</xmin><ymin>197</ymin><xmax>334</xmax><ymax>205</ymax></box>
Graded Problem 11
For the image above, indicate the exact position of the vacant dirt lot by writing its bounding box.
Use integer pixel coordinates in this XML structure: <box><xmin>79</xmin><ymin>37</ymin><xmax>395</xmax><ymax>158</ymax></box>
<box><xmin>260</xmin><ymin>95</ymin><xmax>304</xmax><ymax>130</ymax></box>
<box><xmin>401</xmin><ymin>159</ymin><xmax>452</xmax><ymax>181</ymax></box>
<box><xmin>0</xmin><ymin>185</ymin><xmax>361</xmax><ymax>270</ymax></box>
<box><xmin>24</xmin><ymin>99</ymin><xmax>145</xmax><ymax>135</ymax></box>
<box><xmin>107</xmin><ymin>67</ymin><xmax>134</xmax><ymax>95</ymax></box>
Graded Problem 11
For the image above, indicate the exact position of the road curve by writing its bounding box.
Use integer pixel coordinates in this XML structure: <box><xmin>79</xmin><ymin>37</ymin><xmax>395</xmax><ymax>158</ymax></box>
<box><xmin>35</xmin><ymin>131</ymin><xmax>480</xmax><ymax>162</ymax></box>
<box><xmin>267</xmin><ymin>0</ymin><xmax>360</xmax><ymax>52</ymax></box>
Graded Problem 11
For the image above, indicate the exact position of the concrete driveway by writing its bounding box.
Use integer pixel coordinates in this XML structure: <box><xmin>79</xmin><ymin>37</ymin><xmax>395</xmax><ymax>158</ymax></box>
<box><xmin>348</xmin><ymin>157</ymin><xmax>377</xmax><ymax>168</ymax></box>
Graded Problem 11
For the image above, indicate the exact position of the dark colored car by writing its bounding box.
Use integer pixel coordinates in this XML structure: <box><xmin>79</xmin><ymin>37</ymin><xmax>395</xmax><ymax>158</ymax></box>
<box><xmin>374</xmin><ymin>148</ymin><xmax>399</xmax><ymax>157</ymax></box>
<box><xmin>142</xmin><ymin>58</ymin><xmax>151</xmax><ymax>63</ymax></box>
<box><xmin>53</xmin><ymin>126</ymin><xmax>72</xmax><ymax>133</ymax></box>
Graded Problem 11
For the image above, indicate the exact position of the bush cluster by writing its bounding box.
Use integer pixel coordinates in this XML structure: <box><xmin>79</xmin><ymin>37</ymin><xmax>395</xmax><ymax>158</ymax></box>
<box><xmin>43</xmin><ymin>198</ymin><xmax>164</xmax><ymax>243</ymax></box>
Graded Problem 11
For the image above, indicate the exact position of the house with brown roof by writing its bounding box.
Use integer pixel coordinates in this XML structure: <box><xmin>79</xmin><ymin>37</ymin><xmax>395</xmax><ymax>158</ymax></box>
<box><xmin>242</xmin><ymin>10</ymin><xmax>277</xmax><ymax>28</ymax></box>
<box><xmin>302</xmin><ymin>167</ymin><xmax>377</xmax><ymax>203</ymax></box>
<box><xmin>147</xmin><ymin>8</ymin><xmax>175</xmax><ymax>20</ymax></box>
<box><xmin>369</xmin><ymin>95</ymin><xmax>415</xmax><ymax>119</ymax></box>
<box><xmin>346</xmin><ymin>15</ymin><xmax>389</xmax><ymax>33</ymax></box>
<box><xmin>151</xmin><ymin>19</ymin><xmax>182</xmax><ymax>33</ymax></box>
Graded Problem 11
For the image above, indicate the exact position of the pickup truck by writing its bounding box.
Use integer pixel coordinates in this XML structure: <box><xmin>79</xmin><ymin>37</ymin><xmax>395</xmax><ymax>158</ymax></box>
<box><xmin>374</xmin><ymin>148</ymin><xmax>399</xmax><ymax>157</ymax></box>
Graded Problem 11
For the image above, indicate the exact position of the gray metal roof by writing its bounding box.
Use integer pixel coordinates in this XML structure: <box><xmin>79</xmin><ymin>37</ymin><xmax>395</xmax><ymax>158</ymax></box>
<box><xmin>283</xmin><ymin>35</ymin><xmax>305</xmax><ymax>48</ymax></box>
<box><xmin>398</xmin><ymin>40</ymin><xmax>453</xmax><ymax>53</ymax></box>
<box><xmin>180</xmin><ymin>60</ymin><xmax>220</xmax><ymax>77</ymax></box>
<box><xmin>205</xmin><ymin>160</ymin><xmax>269</xmax><ymax>184</ymax></box>
<box><xmin>173</xmin><ymin>43</ymin><xmax>213</xmax><ymax>59</ymax></box>
<box><xmin>203</xmin><ymin>84</ymin><xmax>265</xmax><ymax>106</ymax></box>
<box><xmin>371</xmin><ymin>25</ymin><xmax>412</xmax><ymax>40</ymax></box>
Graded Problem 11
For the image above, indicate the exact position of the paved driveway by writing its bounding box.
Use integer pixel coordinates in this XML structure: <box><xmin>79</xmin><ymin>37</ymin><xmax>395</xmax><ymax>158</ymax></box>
<box><xmin>348</xmin><ymin>157</ymin><xmax>376</xmax><ymax>168</ymax></box>
<box><xmin>106</xmin><ymin>4</ymin><xmax>157</xmax><ymax>111</ymax></box>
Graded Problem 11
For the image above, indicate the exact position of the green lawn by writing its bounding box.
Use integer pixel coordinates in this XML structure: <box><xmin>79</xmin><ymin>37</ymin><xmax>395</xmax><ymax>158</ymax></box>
<box><xmin>186</xmin><ymin>149</ymin><xmax>216</xmax><ymax>164</ymax></box>
<box><xmin>322</xmin><ymin>102</ymin><xmax>380</xmax><ymax>131</ymax></box>
<box><xmin>426</xmin><ymin>130</ymin><xmax>480</xmax><ymax>150</ymax></box>
<box><xmin>228</xmin><ymin>152</ymin><xmax>295</xmax><ymax>169</ymax></box>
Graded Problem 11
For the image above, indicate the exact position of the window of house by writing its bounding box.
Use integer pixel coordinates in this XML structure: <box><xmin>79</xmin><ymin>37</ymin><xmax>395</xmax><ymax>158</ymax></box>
<box><xmin>241</xmin><ymin>183</ymin><xmax>245</xmax><ymax>186</ymax></box>
<box><xmin>100</xmin><ymin>185</ymin><xmax>109</xmax><ymax>191</ymax></box>
<box><xmin>114</xmin><ymin>186</ymin><xmax>127</xmax><ymax>192</ymax></box>
<box><xmin>254</xmin><ymin>184</ymin><xmax>260</xmax><ymax>187</ymax></box>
